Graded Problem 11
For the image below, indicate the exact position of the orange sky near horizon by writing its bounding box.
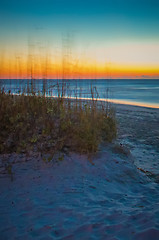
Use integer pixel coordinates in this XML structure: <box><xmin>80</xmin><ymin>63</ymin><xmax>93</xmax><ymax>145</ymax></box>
<box><xmin>0</xmin><ymin>59</ymin><xmax>159</xmax><ymax>79</ymax></box>
<box><xmin>0</xmin><ymin>41</ymin><xmax>159</xmax><ymax>79</ymax></box>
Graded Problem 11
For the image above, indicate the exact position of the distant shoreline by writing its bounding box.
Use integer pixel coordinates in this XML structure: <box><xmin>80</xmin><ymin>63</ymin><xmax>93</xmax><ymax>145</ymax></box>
<box><xmin>10</xmin><ymin>92</ymin><xmax>159</xmax><ymax>109</ymax></box>
<box><xmin>110</xmin><ymin>99</ymin><xmax>159</xmax><ymax>109</ymax></box>
<box><xmin>1</xmin><ymin>78</ymin><xmax>159</xmax><ymax>108</ymax></box>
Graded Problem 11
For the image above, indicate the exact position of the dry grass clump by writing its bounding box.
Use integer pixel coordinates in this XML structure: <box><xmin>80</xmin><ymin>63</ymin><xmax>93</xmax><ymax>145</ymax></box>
<box><xmin>0</xmin><ymin>85</ymin><xmax>116</xmax><ymax>155</ymax></box>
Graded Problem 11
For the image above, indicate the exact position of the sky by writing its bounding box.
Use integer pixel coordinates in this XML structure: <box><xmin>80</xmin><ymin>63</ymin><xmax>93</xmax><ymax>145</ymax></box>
<box><xmin>0</xmin><ymin>0</ymin><xmax>159</xmax><ymax>79</ymax></box>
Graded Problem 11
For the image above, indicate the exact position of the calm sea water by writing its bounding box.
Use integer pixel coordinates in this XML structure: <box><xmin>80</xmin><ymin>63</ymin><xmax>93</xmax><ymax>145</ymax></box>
<box><xmin>1</xmin><ymin>79</ymin><xmax>159</xmax><ymax>107</ymax></box>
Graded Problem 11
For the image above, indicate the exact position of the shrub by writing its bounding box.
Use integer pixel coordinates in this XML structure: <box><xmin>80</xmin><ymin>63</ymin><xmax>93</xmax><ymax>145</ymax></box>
<box><xmin>0</xmin><ymin>84</ymin><xmax>116</xmax><ymax>155</ymax></box>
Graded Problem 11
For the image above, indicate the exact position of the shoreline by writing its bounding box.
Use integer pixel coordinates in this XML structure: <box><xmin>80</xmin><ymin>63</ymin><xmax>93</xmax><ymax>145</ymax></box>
<box><xmin>111</xmin><ymin>99</ymin><xmax>159</xmax><ymax>109</ymax></box>
<box><xmin>9</xmin><ymin>92</ymin><xmax>159</xmax><ymax>109</ymax></box>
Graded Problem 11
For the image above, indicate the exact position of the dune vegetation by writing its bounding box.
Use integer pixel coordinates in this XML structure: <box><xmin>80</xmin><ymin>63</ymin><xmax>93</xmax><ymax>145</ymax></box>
<box><xmin>0</xmin><ymin>82</ymin><xmax>116</xmax><ymax>157</ymax></box>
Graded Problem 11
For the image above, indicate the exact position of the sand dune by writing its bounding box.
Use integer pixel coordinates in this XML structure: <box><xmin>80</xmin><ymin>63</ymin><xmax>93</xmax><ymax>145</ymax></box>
<box><xmin>0</xmin><ymin>104</ymin><xmax>159</xmax><ymax>239</ymax></box>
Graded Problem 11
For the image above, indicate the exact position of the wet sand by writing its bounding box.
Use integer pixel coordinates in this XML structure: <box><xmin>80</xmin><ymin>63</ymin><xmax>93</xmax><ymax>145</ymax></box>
<box><xmin>0</xmin><ymin>104</ymin><xmax>159</xmax><ymax>239</ymax></box>
<box><xmin>115</xmin><ymin>104</ymin><xmax>159</xmax><ymax>174</ymax></box>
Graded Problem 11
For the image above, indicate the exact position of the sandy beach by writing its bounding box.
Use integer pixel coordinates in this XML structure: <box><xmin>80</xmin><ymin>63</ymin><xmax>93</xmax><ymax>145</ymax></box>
<box><xmin>0</xmin><ymin>103</ymin><xmax>159</xmax><ymax>239</ymax></box>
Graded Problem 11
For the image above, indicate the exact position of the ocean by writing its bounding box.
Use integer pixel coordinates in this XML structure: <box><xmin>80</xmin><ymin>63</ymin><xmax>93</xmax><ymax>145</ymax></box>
<box><xmin>0</xmin><ymin>79</ymin><xmax>159</xmax><ymax>108</ymax></box>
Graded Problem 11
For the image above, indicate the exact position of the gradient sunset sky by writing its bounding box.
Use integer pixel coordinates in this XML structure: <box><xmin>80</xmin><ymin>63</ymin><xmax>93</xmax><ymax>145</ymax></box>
<box><xmin>0</xmin><ymin>0</ymin><xmax>159</xmax><ymax>79</ymax></box>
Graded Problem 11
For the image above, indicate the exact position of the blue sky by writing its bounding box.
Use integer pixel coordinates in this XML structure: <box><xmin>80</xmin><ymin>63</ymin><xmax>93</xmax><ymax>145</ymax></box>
<box><xmin>1</xmin><ymin>0</ymin><xmax>159</xmax><ymax>37</ymax></box>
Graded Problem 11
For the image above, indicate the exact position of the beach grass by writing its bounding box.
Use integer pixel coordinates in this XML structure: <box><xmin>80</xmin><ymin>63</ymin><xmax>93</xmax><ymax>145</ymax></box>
<box><xmin>0</xmin><ymin>83</ymin><xmax>116</xmax><ymax>156</ymax></box>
